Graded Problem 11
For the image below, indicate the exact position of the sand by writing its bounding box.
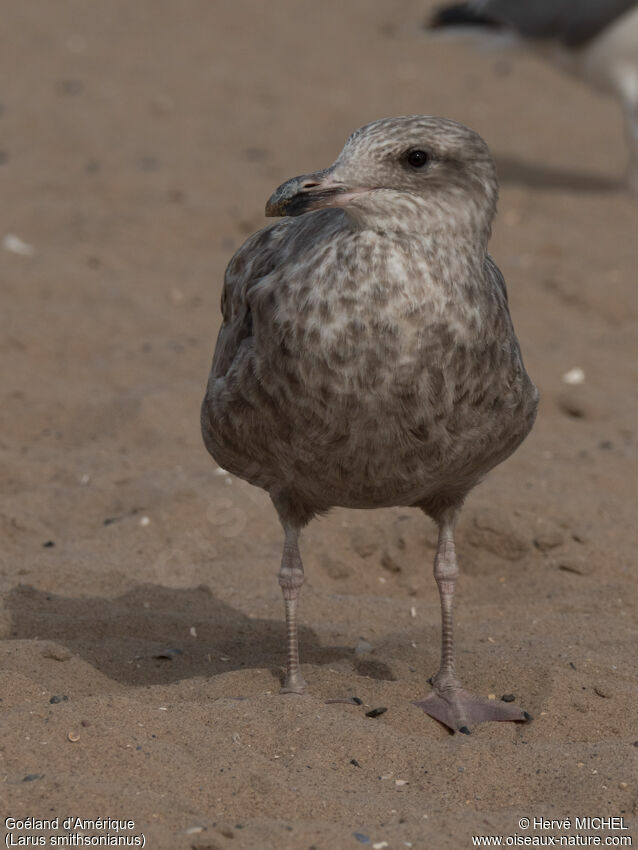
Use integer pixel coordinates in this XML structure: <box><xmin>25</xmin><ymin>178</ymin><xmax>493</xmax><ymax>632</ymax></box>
<box><xmin>1</xmin><ymin>2</ymin><xmax>637</xmax><ymax>848</ymax></box>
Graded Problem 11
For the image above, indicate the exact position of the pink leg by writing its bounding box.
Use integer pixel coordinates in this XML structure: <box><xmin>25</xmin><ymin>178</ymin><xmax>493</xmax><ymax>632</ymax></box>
<box><xmin>413</xmin><ymin>518</ymin><xmax>530</xmax><ymax>733</ymax></box>
<box><xmin>278</xmin><ymin>526</ymin><xmax>308</xmax><ymax>694</ymax></box>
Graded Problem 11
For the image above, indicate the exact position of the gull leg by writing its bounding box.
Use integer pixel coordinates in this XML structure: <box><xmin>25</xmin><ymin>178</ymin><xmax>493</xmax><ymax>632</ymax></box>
<box><xmin>413</xmin><ymin>516</ymin><xmax>530</xmax><ymax>733</ymax></box>
<box><xmin>278</xmin><ymin>525</ymin><xmax>308</xmax><ymax>694</ymax></box>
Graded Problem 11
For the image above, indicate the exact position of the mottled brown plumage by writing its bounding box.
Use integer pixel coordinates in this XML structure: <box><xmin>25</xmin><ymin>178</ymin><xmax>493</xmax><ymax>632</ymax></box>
<box><xmin>201</xmin><ymin>116</ymin><xmax>539</xmax><ymax>732</ymax></box>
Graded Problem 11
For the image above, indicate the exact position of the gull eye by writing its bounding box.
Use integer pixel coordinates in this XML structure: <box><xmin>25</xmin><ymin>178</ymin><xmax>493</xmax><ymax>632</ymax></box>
<box><xmin>406</xmin><ymin>149</ymin><xmax>430</xmax><ymax>168</ymax></box>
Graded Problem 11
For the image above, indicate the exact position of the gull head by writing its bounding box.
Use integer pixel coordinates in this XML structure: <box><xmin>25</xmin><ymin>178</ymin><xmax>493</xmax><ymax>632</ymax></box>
<box><xmin>265</xmin><ymin>115</ymin><xmax>498</xmax><ymax>236</ymax></box>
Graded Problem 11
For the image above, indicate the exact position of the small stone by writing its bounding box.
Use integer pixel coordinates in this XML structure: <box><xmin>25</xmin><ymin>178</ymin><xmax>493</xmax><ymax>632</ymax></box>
<box><xmin>23</xmin><ymin>774</ymin><xmax>44</xmax><ymax>782</ymax></box>
<box><xmin>365</xmin><ymin>707</ymin><xmax>387</xmax><ymax>718</ymax></box>
<box><xmin>501</xmin><ymin>694</ymin><xmax>516</xmax><ymax>702</ymax></box>
<box><xmin>139</xmin><ymin>516</ymin><xmax>151</xmax><ymax>526</ymax></box>
<box><xmin>3</xmin><ymin>234</ymin><xmax>36</xmax><ymax>256</ymax></box>
<box><xmin>562</xmin><ymin>367</ymin><xmax>585</xmax><ymax>385</ymax></box>
<box><xmin>219</xmin><ymin>826</ymin><xmax>234</xmax><ymax>838</ymax></box>
<box><xmin>355</xmin><ymin>638</ymin><xmax>374</xmax><ymax>655</ymax></box>
<box><xmin>350</xmin><ymin>759</ymin><xmax>361</xmax><ymax>767</ymax></box>
<box><xmin>395</xmin><ymin>779</ymin><xmax>408</xmax><ymax>786</ymax></box>
<box><xmin>487</xmin><ymin>693</ymin><xmax>496</xmax><ymax>700</ymax></box>
<box><xmin>594</xmin><ymin>686</ymin><xmax>611</xmax><ymax>699</ymax></box>
<box><xmin>153</xmin><ymin>648</ymin><xmax>183</xmax><ymax>660</ymax></box>
<box><xmin>185</xmin><ymin>826</ymin><xmax>204</xmax><ymax>835</ymax></box>
<box><xmin>353</xmin><ymin>834</ymin><xmax>371</xmax><ymax>845</ymax></box>
<box><xmin>42</xmin><ymin>540</ymin><xmax>55</xmax><ymax>548</ymax></box>
<box><xmin>619</xmin><ymin>782</ymin><xmax>628</xmax><ymax>789</ymax></box>
<box><xmin>49</xmin><ymin>695</ymin><xmax>69</xmax><ymax>704</ymax></box>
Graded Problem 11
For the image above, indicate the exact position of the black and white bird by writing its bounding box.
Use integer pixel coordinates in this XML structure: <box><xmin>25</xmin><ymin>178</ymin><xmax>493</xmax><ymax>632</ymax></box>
<box><xmin>201</xmin><ymin>116</ymin><xmax>539</xmax><ymax>733</ymax></box>
<box><xmin>427</xmin><ymin>0</ymin><xmax>638</xmax><ymax>192</ymax></box>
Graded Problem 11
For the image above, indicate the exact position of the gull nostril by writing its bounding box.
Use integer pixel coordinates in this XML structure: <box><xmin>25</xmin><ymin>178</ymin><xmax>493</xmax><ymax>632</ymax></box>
<box><xmin>301</xmin><ymin>180</ymin><xmax>320</xmax><ymax>189</ymax></box>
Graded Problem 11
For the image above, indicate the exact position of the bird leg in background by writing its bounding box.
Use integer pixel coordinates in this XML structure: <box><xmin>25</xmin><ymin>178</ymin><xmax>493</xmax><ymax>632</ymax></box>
<box><xmin>625</xmin><ymin>105</ymin><xmax>638</xmax><ymax>194</ymax></box>
<box><xmin>278</xmin><ymin>526</ymin><xmax>308</xmax><ymax>694</ymax></box>
<box><xmin>620</xmin><ymin>75</ymin><xmax>638</xmax><ymax>194</ymax></box>
<box><xmin>413</xmin><ymin>517</ymin><xmax>531</xmax><ymax>733</ymax></box>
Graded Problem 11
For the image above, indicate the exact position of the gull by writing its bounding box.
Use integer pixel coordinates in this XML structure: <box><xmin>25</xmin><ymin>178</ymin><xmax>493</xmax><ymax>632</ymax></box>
<box><xmin>201</xmin><ymin>116</ymin><xmax>539</xmax><ymax>733</ymax></box>
<box><xmin>427</xmin><ymin>0</ymin><xmax>638</xmax><ymax>193</ymax></box>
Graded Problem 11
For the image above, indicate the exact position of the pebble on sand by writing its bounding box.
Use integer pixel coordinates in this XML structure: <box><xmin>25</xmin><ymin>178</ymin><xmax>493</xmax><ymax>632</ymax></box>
<box><xmin>3</xmin><ymin>234</ymin><xmax>35</xmax><ymax>257</ymax></box>
<box><xmin>355</xmin><ymin>638</ymin><xmax>374</xmax><ymax>655</ymax></box>
<box><xmin>153</xmin><ymin>648</ymin><xmax>183</xmax><ymax>660</ymax></box>
<box><xmin>562</xmin><ymin>368</ymin><xmax>586</xmax><ymax>385</ymax></box>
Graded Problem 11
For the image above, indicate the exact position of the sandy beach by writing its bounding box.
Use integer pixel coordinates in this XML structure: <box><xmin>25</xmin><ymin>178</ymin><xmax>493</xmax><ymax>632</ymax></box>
<box><xmin>1</xmin><ymin>2</ymin><xmax>637</xmax><ymax>848</ymax></box>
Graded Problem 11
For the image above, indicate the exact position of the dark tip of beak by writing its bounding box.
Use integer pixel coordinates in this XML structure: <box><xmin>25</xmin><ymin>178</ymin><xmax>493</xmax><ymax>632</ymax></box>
<box><xmin>265</xmin><ymin>176</ymin><xmax>304</xmax><ymax>217</ymax></box>
<box><xmin>265</xmin><ymin>171</ymin><xmax>346</xmax><ymax>218</ymax></box>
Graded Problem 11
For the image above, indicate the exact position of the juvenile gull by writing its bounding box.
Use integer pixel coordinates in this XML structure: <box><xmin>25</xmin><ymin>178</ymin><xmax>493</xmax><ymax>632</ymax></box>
<box><xmin>428</xmin><ymin>0</ymin><xmax>638</xmax><ymax>192</ymax></box>
<box><xmin>201</xmin><ymin>116</ymin><xmax>539</xmax><ymax>733</ymax></box>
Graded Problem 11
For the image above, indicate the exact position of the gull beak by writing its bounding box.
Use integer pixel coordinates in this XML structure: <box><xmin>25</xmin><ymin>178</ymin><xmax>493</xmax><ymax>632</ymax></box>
<box><xmin>265</xmin><ymin>170</ymin><xmax>349</xmax><ymax>217</ymax></box>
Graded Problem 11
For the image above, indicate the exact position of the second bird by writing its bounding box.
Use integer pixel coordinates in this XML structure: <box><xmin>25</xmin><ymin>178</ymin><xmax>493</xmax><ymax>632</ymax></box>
<box><xmin>201</xmin><ymin>116</ymin><xmax>539</xmax><ymax>734</ymax></box>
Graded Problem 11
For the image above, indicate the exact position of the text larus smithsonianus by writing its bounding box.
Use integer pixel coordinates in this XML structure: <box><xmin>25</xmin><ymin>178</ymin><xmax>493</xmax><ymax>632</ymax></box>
<box><xmin>201</xmin><ymin>116</ymin><xmax>539</xmax><ymax>733</ymax></box>
<box><xmin>427</xmin><ymin>0</ymin><xmax>638</xmax><ymax>192</ymax></box>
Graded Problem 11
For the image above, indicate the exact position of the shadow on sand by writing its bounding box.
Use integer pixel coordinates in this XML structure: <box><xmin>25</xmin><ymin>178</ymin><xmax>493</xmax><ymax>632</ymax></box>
<box><xmin>5</xmin><ymin>582</ymin><xmax>395</xmax><ymax>688</ymax></box>
<box><xmin>495</xmin><ymin>154</ymin><xmax>621</xmax><ymax>193</ymax></box>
